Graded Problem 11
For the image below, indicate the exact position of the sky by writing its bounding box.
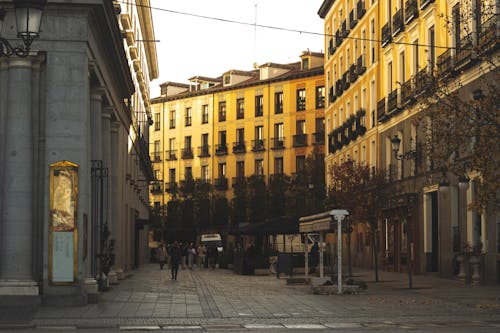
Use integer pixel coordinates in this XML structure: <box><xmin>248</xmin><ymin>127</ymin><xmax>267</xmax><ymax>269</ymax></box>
<box><xmin>149</xmin><ymin>0</ymin><xmax>325</xmax><ymax>97</ymax></box>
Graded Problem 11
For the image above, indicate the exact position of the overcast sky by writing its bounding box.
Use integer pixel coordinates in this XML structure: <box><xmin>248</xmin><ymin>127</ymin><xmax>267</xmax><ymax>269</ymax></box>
<box><xmin>149</xmin><ymin>0</ymin><xmax>325</xmax><ymax>97</ymax></box>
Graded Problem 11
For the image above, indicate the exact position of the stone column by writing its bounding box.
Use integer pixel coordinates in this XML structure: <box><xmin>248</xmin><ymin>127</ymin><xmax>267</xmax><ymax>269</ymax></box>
<box><xmin>110</xmin><ymin>120</ymin><xmax>124</xmax><ymax>280</ymax></box>
<box><xmin>102</xmin><ymin>106</ymin><xmax>116</xmax><ymax>284</ymax></box>
<box><xmin>0</xmin><ymin>58</ymin><xmax>38</xmax><ymax>298</ymax></box>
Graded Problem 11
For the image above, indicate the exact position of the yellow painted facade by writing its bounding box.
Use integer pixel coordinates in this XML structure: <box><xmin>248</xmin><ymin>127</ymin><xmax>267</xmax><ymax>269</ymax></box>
<box><xmin>149</xmin><ymin>52</ymin><xmax>325</xmax><ymax>207</ymax></box>
<box><xmin>320</xmin><ymin>0</ymin><xmax>379</xmax><ymax>186</ymax></box>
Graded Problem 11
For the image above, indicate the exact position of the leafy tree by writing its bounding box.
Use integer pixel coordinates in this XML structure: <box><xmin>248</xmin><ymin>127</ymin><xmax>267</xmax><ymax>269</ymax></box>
<box><xmin>246</xmin><ymin>175</ymin><xmax>268</xmax><ymax>225</ymax></box>
<box><xmin>326</xmin><ymin>160</ymin><xmax>390</xmax><ymax>281</ymax></box>
<box><xmin>231</xmin><ymin>177</ymin><xmax>248</xmax><ymax>229</ymax></box>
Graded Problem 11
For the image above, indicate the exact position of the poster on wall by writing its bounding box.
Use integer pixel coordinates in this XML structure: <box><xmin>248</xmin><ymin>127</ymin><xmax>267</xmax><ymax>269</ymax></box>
<box><xmin>49</xmin><ymin>161</ymin><xmax>79</xmax><ymax>284</ymax></box>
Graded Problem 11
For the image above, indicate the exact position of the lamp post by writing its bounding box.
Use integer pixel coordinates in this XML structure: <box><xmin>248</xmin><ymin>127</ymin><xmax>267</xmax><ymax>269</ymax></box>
<box><xmin>391</xmin><ymin>134</ymin><xmax>418</xmax><ymax>161</ymax></box>
<box><xmin>330</xmin><ymin>209</ymin><xmax>349</xmax><ymax>294</ymax></box>
<box><xmin>0</xmin><ymin>0</ymin><xmax>46</xmax><ymax>57</ymax></box>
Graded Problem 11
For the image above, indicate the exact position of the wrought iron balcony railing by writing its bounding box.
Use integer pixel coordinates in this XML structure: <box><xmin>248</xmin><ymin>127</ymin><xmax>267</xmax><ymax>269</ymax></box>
<box><xmin>181</xmin><ymin>147</ymin><xmax>193</xmax><ymax>159</ymax></box>
<box><xmin>251</xmin><ymin>139</ymin><xmax>265</xmax><ymax>152</ymax></box>
<box><xmin>198</xmin><ymin>145</ymin><xmax>210</xmax><ymax>158</ymax></box>
<box><xmin>215</xmin><ymin>144</ymin><xmax>228</xmax><ymax>155</ymax></box>
<box><xmin>381</xmin><ymin>22</ymin><xmax>392</xmax><ymax>47</ymax></box>
<box><xmin>377</xmin><ymin>97</ymin><xmax>387</xmax><ymax>122</ymax></box>
<box><xmin>392</xmin><ymin>9</ymin><xmax>404</xmax><ymax>36</ymax></box>
<box><xmin>293</xmin><ymin>134</ymin><xmax>308</xmax><ymax>147</ymax></box>
<box><xmin>271</xmin><ymin>137</ymin><xmax>285</xmax><ymax>149</ymax></box>
<box><xmin>405</xmin><ymin>0</ymin><xmax>418</xmax><ymax>24</ymax></box>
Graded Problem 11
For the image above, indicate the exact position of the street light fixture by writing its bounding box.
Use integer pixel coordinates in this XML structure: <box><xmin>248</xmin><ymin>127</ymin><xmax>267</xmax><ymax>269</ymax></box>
<box><xmin>391</xmin><ymin>134</ymin><xmax>417</xmax><ymax>161</ymax></box>
<box><xmin>0</xmin><ymin>0</ymin><xmax>46</xmax><ymax>57</ymax></box>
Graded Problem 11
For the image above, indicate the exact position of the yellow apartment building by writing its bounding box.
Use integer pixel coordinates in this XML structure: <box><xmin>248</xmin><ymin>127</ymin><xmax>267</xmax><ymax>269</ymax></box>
<box><xmin>150</xmin><ymin>51</ymin><xmax>325</xmax><ymax>230</ymax></box>
<box><xmin>319</xmin><ymin>0</ymin><xmax>500</xmax><ymax>283</ymax></box>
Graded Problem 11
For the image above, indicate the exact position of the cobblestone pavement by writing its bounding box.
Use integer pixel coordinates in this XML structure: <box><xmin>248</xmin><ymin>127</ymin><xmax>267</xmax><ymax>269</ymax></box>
<box><xmin>1</xmin><ymin>264</ymin><xmax>500</xmax><ymax>331</ymax></box>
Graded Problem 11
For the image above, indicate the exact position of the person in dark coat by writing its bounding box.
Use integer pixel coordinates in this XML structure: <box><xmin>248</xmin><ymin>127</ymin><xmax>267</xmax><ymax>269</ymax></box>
<box><xmin>170</xmin><ymin>241</ymin><xmax>182</xmax><ymax>280</ymax></box>
<box><xmin>310</xmin><ymin>242</ymin><xmax>319</xmax><ymax>274</ymax></box>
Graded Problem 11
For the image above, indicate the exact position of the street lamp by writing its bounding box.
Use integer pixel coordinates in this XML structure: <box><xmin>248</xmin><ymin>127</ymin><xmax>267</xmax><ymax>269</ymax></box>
<box><xmin>391</xmin><ymin>134</ymin><xmax>417</xmax><ymax>160</ymax></box>
<box><xmin>0</xmin><ymin>0</ymin><xmax>46</xmax><ymax>57</ymax></box>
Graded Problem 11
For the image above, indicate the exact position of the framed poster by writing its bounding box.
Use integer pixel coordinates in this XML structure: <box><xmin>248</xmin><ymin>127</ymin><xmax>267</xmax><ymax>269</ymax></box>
<box><xmin>49</xmin><ymin>161</ymin><xmax>79</xmax><ymax>285</ymax></box>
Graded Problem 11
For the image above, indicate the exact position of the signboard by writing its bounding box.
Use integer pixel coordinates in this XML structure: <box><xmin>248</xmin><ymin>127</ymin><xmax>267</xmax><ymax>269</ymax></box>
<box><xmin>49</xmin><ymin>161</ymin><xmax>79</xmax><ymax>284</ymax></box>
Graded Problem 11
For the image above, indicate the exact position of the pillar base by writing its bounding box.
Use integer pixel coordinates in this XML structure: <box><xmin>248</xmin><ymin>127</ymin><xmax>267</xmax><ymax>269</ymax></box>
<box><xmin>0</xmin><ymin>280</ymin><xmax>40</xmax><ymax>306</ymax></box>
<box><xmin>84</xmin><ymin>278</ymin><xmax>99</xmax><ymax>304</ymax></box>
<box><xmin>0</xmin><ymin>280</ymin><xmax>39</xmax><ymax>296</ymax></box>
<box><xmin>108</xmin><ymin>271</ymin><xmax>119</xmax><ymax>285</ymax></box>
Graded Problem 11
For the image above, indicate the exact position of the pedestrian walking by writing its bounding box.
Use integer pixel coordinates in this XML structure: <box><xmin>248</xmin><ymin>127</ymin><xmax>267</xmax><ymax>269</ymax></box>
<box><xmin>157</xmin><ymin>244</ymin><xmax>167</xmax><ymax>270</ymax></box>
<box><xmin>207</xmin><ymin>245</ymin><xmax>218</xmax><ymax>269</ymax></box>
<box><xmin>197</xmin><ymin>244</ymin><xmax>206</xmax><ymax>268</ymax></box>
<box><xmin>170</xmin><ymin>241</ymin><xmax>182</xmax><ymax>280</ymax></box>
<box><xmin>187</xmin><ymin>242</ymin><xmax>196</xmax><ymax>269</ymax></box>
<box><xmin>181</xmin><ymin>243</ymin><xmax>188</xmax><ymax>269</ymax></box>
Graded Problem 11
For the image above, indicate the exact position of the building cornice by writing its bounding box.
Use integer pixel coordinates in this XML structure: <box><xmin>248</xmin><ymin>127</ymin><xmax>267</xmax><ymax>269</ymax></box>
<box><xmin>137</xmin><ymin>0</ymin><xmax>159</xmax><ymax>80</ymax></box>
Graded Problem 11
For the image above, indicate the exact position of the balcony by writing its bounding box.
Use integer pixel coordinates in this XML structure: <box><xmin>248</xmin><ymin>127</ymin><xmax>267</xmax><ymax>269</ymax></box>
<box><xmin>150</xmin><ymin>152</ymin><xmax>162</xmax><ymax>162</ymax></box>
<box><xmin>387</xmin><ymin>89</ymin><xmax>399</xmax><ymax>114</ymax></box>
<box><xmin>215</xmin><ymin>144</ymin><xmax>228</xmax><ymax>155</ymax></box>
<box><xmin>349</xmin><ymin>10</ymin><xmax>357</xmax><ymax>29</ymax></box>
<box><xmin>479</xmin><ymin>15</ymin><xmax>500</xmax><ymax>52</ymax></box>
<box><xmin>151</xmin><ymin>183</ymin><xmax>163</xmax><ymax>194</ymax></box>
<box><xmin>214</xmin><ymin>177</ymin><xmax>228</xmax><ymax>190</ymax></box>
<box><xmin>356</xmin><ymin>55</ymin><xmax>366</xmax><ymax>75</ymax></box>
<box><xmin>392</xmin><ymin>9</ymin><xmax>404</xmax><ymax>36</ymax></box>
<box><xmin>437</xmin><ymin>48</ymin><xmax>453</xmax><ymax>78</ymax></box>
<box><xmin>455</xmin><ymin>39</ymin><xmax>474</xmax><ymax>70</ymax></box>
<box><xmin>349</xmin><ymin>64</ymin><xmax>358</xmax><ymax>83</ymax></box>
<box><xmin>414</xmin><ymin>67</ymin><xmax>434</xmax><ymax>95</ymax></box>
<box><xmin>400</xmin><ymin>80</ymin><xmax>414</xmax><ymax>106</ymax></box>
<box><xmin>341</xmin><ymin>20</ymin><xmax>349</xmax><ymax>38</ymax></box>
<box><xmin>405</xmin><ymin>0</ymin><xmax>418</xmax><ymax>25</ymax></box>
<box><xmin>336</xmin><ymin>79</ymin><xmax>343</xmax><ymax>97</ymax></box>
<box><xmin>165</xmin><ymin>181</ymin><xmax>177</xmax><ymax>193</ymax></box>
<box><xmin>381</xmin><ymin>22</ymin><xmax>392</xmax><ymax>47</ymax></box>
<box><xmin>328</xmin><ymin>38</ymin><xmax>335</xmax><ymax>55</ymax></box>
<box><xmin>166</xmin><ymin>150</ymin><xmax>177</xmax><ymax>161</ymax></box>
<box><xmin>198</xmin><ymin>145</ymin><xmax>210</xmax><ymax>158</ymax></box>
<box><xmin>342</xmin><ymin>72</ymin><xmax>350</xmax><ymax>90</ymax></box>
<box><xmin>293</xmin><ymin>134</ymin><xmax>308</xmax><ymax>147</ymax></box>
<box><xmin>271</xmin><ymin>137</ymin><xmax>285</xmax><ymax>149</ymax></box>
<box><xmin>329</xmin><ymin>86</ymin><xmax>336</xmax><ymax>104</ymax></box>
<box><xmin>420</xmin><ymin>0</ymin><xmax>435</xmax><ymax>10</ymax></box>
<box><xmin>313</xmin><ymin>132</ymin><xmax>325</xmax><ymax>145</ymax></box>
<box><xmin>377</xmin><ymin>98</ymin><xmax>387</xmax><ymax>122</ymax></box>
<box><xmin>335</xmin><ymin>30</ymin><xmax>343</xmax><ymax>47</ymax></box>
<box><xmin>181</xmin><ymin>147</ymin><xmax>193</xmax><ymax>159</ymax></box>
<box><xmin>357</xmin><ymin>0</ymin><xmax>366</xmax><ymax>19</ymax></box>
<box><xmin>233</xmin><ymin>142</ymin><xmax>246</xmax><ymax>154</ymax></box>
<box><xmin>232</xmin><ymin>176</ymin><xmax>246</xmax><ymax>188</ymax></box>
<box><xmin>251</xmin><ymin>139</ymin><xmax>265</xmax><ymax>152</ymax></box>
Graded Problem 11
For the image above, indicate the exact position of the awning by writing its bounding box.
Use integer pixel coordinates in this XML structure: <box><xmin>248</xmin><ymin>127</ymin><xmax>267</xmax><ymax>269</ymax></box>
<box><xmin>299</xmin><ymin>211</ymin><xmax>334</xmax><ymax>233</ymax></box>
<box><xmin>238</xmin><ymin>217</ymin><xmax>299</xmax><ymax>234</ymax></box>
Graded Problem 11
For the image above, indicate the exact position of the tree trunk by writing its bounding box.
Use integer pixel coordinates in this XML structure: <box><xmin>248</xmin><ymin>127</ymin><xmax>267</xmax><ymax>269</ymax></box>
<box><xmin>371</xmin><ymin>223</ymin><xmax>379</xmax><ymax>282</ymax></box>
<box><xmin>347</xmin><ymin>221</ymin><xmax>352</xmax><ymax>280</ymax></box>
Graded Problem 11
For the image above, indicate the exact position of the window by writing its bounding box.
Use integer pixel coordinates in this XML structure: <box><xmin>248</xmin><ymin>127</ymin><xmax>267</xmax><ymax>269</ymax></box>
<box><xmin>296</xmin><ymin>119</ymin><xmax>306</xmax><ymax>135</ymax></box>
<box><xmin>154</xmin><ymin>169</ymin><xmax>161</xmax><ymax>181</ymax></box>
<box><xmin>169</xmin><ymin>110</ymin><xmax>176</xmax><ymax>129</ymax></box>
<box><xmin>274</xmin><ymin>157</ymin><xmax>284</xmax><ymax>174</ymax></box>
<box><xmin>236</xmin><ymin>128</ymin><xmax>244</xmax><ymax>143</ymax></box>
<box><xmin>201</xmin><ymin>165</ymin><xmax>209</xmax><ymax>181</ymax></box>
<box><xmin>184</xmin><ymin>136</ymin><xmax>191</xmax><ymax>149</ymax></box>
<box><xmin>218</xmin><ymin>101</ymin><xmax>226</xmax><ymax>122</ymax></box>
<box><xmin>201</xmin><ymin>104</ymin><xmax>209</xmax><ymax>124</ymax></box>
<box><xmin>274</xmin><ymin>123</ymin><xmax>284</xmax><ymax>139</ymax></box>
<box><xmin>255</xmin><ymin>95</ymin><xmax>263</xmax><ymax>116</ymax></box>
<box><xmin>201</xmin><ymin>133</ymin><xmax>209</xmax><ymax>156</ymax></box>
<box><xmin>236</xmin><ymin>161</ymin><xmax>245</xmax><ymax>179</ymax></box>
<box><xmin>399</xmin><ymin>51</ymin><xmax>406</xmax><ymax>83</ymax></box>
<box><xmin>154</xmin><ymin>113</ymin><xmax>160</xmax><ymax>131</ymax></box>
<box><xmin>237</xmin><ymin>98</ymin><xmax>244</xmax><ymax>119</ymax></box>
<box><xmin>413</xmin><ymin>39</ymin><xmax>419</xmax><ymax>74</ymax></box>
<box><xmin>315</xmin><ymin>118</ymin><xmax>325</xmax><ymax>132</ymax></box>
<box><xmin>218</xmin><ymin>162</ymin><xmax>226</xmax><ymax>178</ymax></box>
<box><xmin>255</xmin><ymin>125</ymin><xmax>264</xmax><ymax>141</ymax></box>
<box><xmin>275</xmin><ymin>92</ymin><xmax>283</xmax><ymax>114</ymax></box>
<box><xmin>371</xmin><ymin>18</ymin><xmax>375</xmax><ymax>64</ymax></box>
<box><xmin>169</xmin><ymin>168</ymin><xmax>176</xmax><ymax>182</ymax></box>
<box><xmin>297</xmin><ymin>88</ymin><xmax>306</xmax><ymax>111</ymax></box>
<box><xmin>428</xmin><ymin>26</ymin><xmax>435</xmax><ymax>70</ymax></box>
<box><xmin>219</xmin><ymin>130</ymin><xmax>227</xmax><ymax>147</ymax></box>
<box><xmin>168</xmin><ymin>138</ymin><xmax>176</xmax><ymax>159</ymax></box>
<box><xmin>185</xmin><ymin>166</ymin><xmax>192</xmax><ymax>180</ymax></box>
<box><xmin>255</xmin><ymin>159</ymin><xmax>264</xmax><ymax>176</ymax></box>
<box><xmin>387</xmin><ymin>61</ymin><xmax>393</xmax><ymax>92</ymax></box>
<box><xmin>153</xmin><ymin>140</ymin><xmax>161</xmax><ymax>160</ymax></box>
<box><xmin>302</xmin><ymin>58</ymin><xmax>309</xmax><ymax>70</ymax></box>
<box><xmin>185</xmin><ymin>107</ymin><xmax>192</xmax><ymax>126</ymax></box>
<box><xmin>296</xmin><ymin>155</ymin><xmax>306</xmax><ymax>173</ymax></box>
<box><xmin>316</xmin><ymin>86</ymin><xmax>325</xmax><ymax>109</ymax></box>
<box><xmin>224</xmin><ymin>75</ymin><xmax>230</xmax><ymax>85</ymax></box>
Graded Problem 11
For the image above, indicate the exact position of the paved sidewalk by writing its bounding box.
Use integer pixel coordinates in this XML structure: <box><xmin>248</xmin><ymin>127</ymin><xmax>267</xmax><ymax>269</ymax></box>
<box><xmin>1</xmin><ymin>264</ymin><xmax>499</xmax><ymax>331</ymax></box>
